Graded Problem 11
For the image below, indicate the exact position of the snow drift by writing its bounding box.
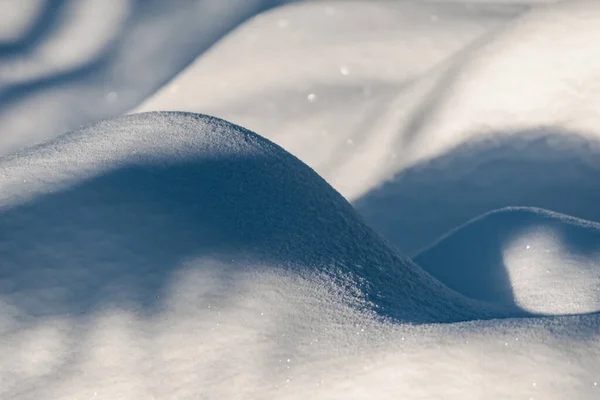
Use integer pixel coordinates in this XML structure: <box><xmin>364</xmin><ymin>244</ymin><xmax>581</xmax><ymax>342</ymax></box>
<box><xmin>0</xmin><ymin>112</ymin><xmax>503</xmax><ymax>329</ymax></box>
<box><xmin>1</xmin><ymin>115</ymin><xmax>599</xmax><ymax>399</ymax></box>
<box><xmin>3</xmin><ymin>0</ymin><xmax>600</xmax><ymax>397</ymax></box>
<box><xmin>416</xmin><ymin>207</ymin><xmax>600</xmax><ymax>315</ymax></box>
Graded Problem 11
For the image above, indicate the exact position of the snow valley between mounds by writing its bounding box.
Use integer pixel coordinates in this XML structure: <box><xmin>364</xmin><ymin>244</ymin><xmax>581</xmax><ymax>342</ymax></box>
<box><xmin>1</xmin><ymin>112</ymin><xmax>599</xmax><ymax>399</ymax></box>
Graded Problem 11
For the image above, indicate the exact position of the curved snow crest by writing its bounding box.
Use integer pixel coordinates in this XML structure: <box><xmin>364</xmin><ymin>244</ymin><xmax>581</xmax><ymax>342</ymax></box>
<box><xmin>0</xmin><ymin>112</ymin><xmax>504</xmax><ymax>326</ymax></box>
<box><xmin>416</xmin><ymin>207</ymin><xmax>600</xmax><ymax>315</ymax></box>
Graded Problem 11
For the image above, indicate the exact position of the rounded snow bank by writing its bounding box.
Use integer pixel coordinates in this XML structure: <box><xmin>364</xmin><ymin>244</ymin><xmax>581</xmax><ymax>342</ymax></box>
<box><xmin>414</xmin><ymin>0</ymin><xmax>600</xmax><ymax>157</ymax></box>
<box><xmin>416</xmin><ymin>207</ymin><xmax>600</xmax><ymax>315</ymax></box>
<box><xmin>0</xmin><ymin>112</ymin><xmax>499</xmax><ymax>324</ymax></box>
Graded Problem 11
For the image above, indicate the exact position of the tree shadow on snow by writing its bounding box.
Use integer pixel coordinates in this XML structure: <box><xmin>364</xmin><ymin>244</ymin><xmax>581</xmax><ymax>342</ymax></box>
<box><xmin>0</xmin><ymin>0</ymin><xmax>297</xmax><ymax>148</ymax></box>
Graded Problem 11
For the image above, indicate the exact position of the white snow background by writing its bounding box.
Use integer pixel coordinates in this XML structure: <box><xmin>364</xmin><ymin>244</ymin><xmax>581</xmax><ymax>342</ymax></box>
<box><xmin>1</xmin><ymin>0</ymin><xmax>599</xmax><ymax>399</ymax></box>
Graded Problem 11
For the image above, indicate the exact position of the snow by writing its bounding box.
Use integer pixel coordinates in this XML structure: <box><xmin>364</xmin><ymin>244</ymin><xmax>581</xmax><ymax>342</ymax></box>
<box><xmin>137</xmin><ymin>0</ymin><xmax>600</xmax><ymax>254</ymax></box>
<box><xmin>0</xmin><ymin>0</ymin><xmax>297</xmax><ymax>156</ymax></box>
<box><xmin>1</xmin><ymin>112</ymin><xmax>599</xmax><ymax>399</ymax></box>
<box><xmin>1</xmin><ymin>0</ymin><xmax>600</xmax><ymax>398</ymax></box>
<box><xmin>0</xmin><ymin>112</ymin><xmax>501</xmax><ymax>325</ymax></box>
<box><xmin>137</xmin><ymin>0</ymin><xmax>528</xmax><ymax>201</ymax></box>
<box><xmin>416</xmin><ymin>207</ymin><xmax>600</xmax><ymax>315</ymax></box>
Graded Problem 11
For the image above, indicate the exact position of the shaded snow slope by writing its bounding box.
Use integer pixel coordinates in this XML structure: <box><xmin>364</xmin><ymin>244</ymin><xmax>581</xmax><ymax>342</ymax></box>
<box><xmin>2</xmin><ymin>1</ymin><xmax>600</xmax><ymax>397</ymax></box>
<box><xmin>1</xmin><ymin>113</ymin><xmax>599</xmax><ymax>398</ymax></box>
<box><xmin>415</xmin><ymin>207</ymin><xmax>600</xmax><ymax>315</ymax></box>
<box><xmin>0</xmin><ymin>0</ymin><xmax>297</xmax><ymax>156</ymax></box>
<box><xmin>137</xmin><ymin>0</ymin><xmax>600</xmax><ymax>255</ymax></box>
<box><xmin>0</xmin><ymin>112</ymin><xmax>501</xmax><ymax>328</ymax></box>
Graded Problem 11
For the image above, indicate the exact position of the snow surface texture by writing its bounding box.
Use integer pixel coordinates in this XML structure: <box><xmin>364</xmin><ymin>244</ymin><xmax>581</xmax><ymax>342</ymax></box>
<box><xmin>138</xmin><ymin>0</ymin><xmax>600</xmax><ymax>255</ymax></box>
<box><xmin>0</xmin><ymin>0</ymin><xmax>297</xmax><ymax>156</ymax></box>
<box><xmin>1</xmin><ymin>112</ymin><xmax>599</xmax><ymax>399</ymax></box>
<box><xmin>2</xmin><ymin>0</ymin><xmax>600</xmax><ymax>398</ymax></box>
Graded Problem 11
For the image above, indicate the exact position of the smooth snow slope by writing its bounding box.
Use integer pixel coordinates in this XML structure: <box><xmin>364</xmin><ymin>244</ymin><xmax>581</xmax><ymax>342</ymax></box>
<box><xmin>137</xmin><ymin>0</ymin><xmax>600</xmax><ymax>255</ymax></box>
<box><xmin>0</xmin><ymin>0</ymin><xmax>298</xmax><ymax>156</ymax></box>
<box><xmin>416</xmin><ymin>207</ymin><xmax>600</xmax><ymax>315</ymax></box>
<box><xmin>1</xmin><ymin>113</ymin><xmax>600</xmax><ymax>399</ymax></box>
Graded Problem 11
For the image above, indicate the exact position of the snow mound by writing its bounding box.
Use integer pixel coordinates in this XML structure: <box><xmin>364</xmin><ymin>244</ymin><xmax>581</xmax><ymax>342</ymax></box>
<box><xmin>0</xmin><ymin>112</ymin><xmax>500</xmax><ymax>329</ymax></box>
<box><xmin>415</xmin><ymin>207</ymin><xmax>600</xmax><ymax>315</ymax></box>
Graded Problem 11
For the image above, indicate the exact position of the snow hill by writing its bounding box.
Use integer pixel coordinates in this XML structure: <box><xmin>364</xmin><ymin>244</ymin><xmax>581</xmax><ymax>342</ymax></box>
<box><xmin>416</xmin><ymin>207</ymin><xmax>600</xmax><ymax>315</ymax></box>
<box><xmin>1</xmin><ymin>112</ymin><xmax>599</xmax><ymax>399</ymax></box>
<box><xmin>0</xmin><ymin>111</ymin><xmax>497</xmax><ymax>326</ymax></box>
